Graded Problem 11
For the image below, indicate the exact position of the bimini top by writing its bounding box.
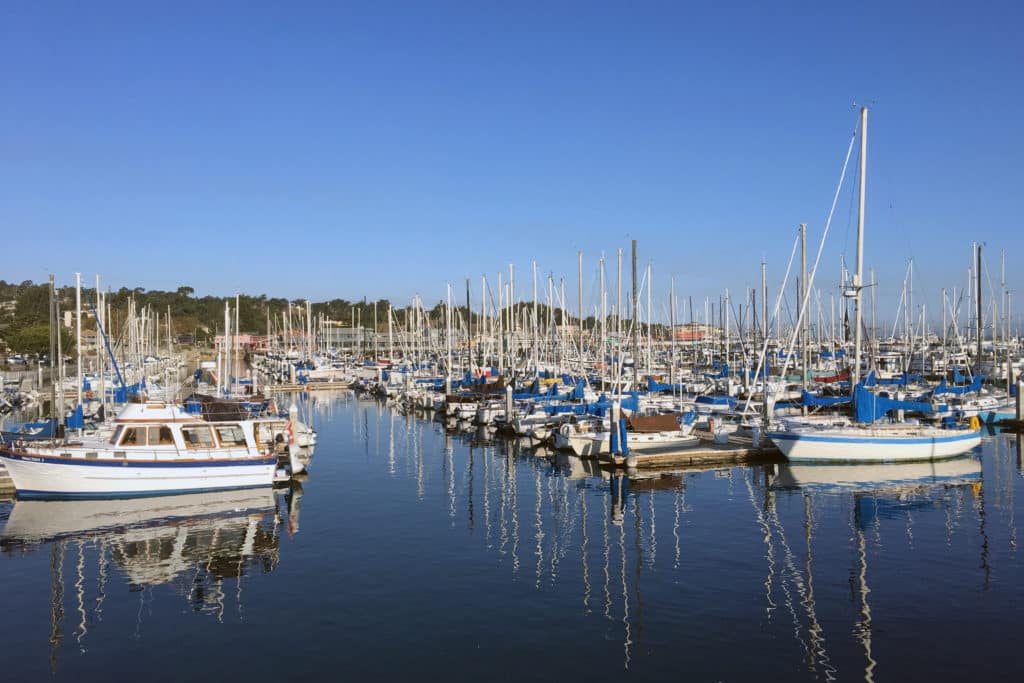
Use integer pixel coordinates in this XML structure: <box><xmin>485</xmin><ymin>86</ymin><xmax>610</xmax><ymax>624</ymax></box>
<box><xmin>114</xmin><ymin>402</ymin><xmax>197</xmax><ymax>424</ymax></box>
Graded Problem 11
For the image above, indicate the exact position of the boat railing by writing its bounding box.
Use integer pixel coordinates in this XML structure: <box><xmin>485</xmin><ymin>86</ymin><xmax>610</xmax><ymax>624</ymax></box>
<box><xmin>6</xmin><ymin>441</ymin><xmax>257</xmax><ymax>461</ymax></box>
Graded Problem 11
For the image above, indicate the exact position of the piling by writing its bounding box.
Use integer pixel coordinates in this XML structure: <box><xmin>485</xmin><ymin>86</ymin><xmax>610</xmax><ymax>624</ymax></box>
<box><xmin>1017</xmin><ymin>380</ymin><xmax>1023</xmax><ymax>421</ymax></box>
<box><xmin>505</xmin><ymin>385</ymin><xmax>513</xmax><ymax>423</ymax></box>
<box><xmin>0</xmin><ymin>463</ymin><xmax>14</xmax><ymax>498</ymax></box>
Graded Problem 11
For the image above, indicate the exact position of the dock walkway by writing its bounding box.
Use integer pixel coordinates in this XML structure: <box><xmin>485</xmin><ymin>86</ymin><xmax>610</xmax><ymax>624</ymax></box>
<box><xmin>598</xmin><ymin>441</ymin><xmax>783</xmax><ymax>468</ymax></box>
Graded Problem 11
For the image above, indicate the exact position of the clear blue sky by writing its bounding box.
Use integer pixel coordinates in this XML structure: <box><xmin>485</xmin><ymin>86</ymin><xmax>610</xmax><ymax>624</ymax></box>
<box><xmin>3</xmin><ymin>1</ymin><xmax>1022</xmax><ymax>329</ymax></box>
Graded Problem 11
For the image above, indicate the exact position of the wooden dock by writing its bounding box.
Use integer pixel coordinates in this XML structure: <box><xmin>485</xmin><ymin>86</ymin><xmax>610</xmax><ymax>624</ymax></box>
<box><xmin>598</xmin><ymin>441</ymin><xmax>783</xmax><ymax>468</ymax></box>
<box><xmin>267</xmin><ymin>382</ymin><xmax>355</xmax><ymax>392</ymax></box>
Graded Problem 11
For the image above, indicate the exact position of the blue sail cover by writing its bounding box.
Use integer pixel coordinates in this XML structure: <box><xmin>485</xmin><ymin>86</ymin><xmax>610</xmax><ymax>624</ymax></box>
<box><xmin>695</xmin><ymin>394</ymin><xmax>736</xmax><ymax>409</ymax></box>
<box><xmin>544</xmin><ymin>392</ymin><xmax>640</xmax><ymax>418</ymax></box>
<box><xmin>801</xmin><ymin>390</ymin><xmax>851</xmax><ymax>407</ymax></box>
<box><xmin>930</xmin><ymin>375</ymin><xmax>984</xmax><ymax>396</ymax></box>
<box><xmin>648</xmin><ymin>377</ymin><xmax>685</xmax><ymax>393</ymax></box>
<box><xmin>853</xmin><ymin>383</ymin><xmax>942</xmax><ymax>423</ymax></box>
<box><xmin>863</xmin><ymin>371</ymin><xmax>923</xmax><ymax>387</ymax></box>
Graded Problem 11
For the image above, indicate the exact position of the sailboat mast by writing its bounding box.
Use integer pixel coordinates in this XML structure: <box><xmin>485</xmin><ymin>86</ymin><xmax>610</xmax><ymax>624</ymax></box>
<box><xmin>578</xmin><ymin>251</ymin><xmax>584</xmax><ymax>378</ymax></box>
<box><xmin>631</xmin><ymin>240</ymin><xmax>639</xmax><ymax>391</ymax></box>
<box><xmin>852</xmin><ymin>106</ymin><xmax>868</xmax><ymax>387</ymax></box>
<box><xmin>976</xmin><ymin>243</ymin><xmax>983</xmax><ymax>368</ymax></box>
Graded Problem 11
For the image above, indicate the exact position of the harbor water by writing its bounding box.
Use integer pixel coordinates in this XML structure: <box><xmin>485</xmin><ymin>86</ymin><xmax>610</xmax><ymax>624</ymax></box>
<box><xmin>2</xmin><ymin>390</ymin><xmax>1023</xmax><ymax>681</ymax></box>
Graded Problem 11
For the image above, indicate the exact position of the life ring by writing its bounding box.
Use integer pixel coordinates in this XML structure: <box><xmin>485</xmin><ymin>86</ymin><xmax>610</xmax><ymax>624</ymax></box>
<box><xmin>969</xmin><ymin>416</ymin><xmax>980</xmax><ymax>430</ymax></box>
<box><xmin>85</xmin><ymin>391</ymin><xmax>93</xmax><ymax>399</ymax></box>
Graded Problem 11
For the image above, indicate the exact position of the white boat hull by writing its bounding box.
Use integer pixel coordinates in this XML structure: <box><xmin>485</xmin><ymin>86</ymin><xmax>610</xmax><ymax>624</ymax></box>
<box><xmin>766</xmin><ymin>426</ymin><xmax>982</xmax><ymax>463</ymax></box>
<box><xmin>553</xmin><ymin>427</ymin><xmax>607</xmax><ymax>456</ymax></box>
<box><xmin>0</xmin><ymin>450</ymin><xmax>277</xmax><ymax>498</ymax></box>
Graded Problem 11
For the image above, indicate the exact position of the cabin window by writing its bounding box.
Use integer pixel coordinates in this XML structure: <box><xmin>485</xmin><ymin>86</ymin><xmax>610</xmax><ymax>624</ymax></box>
<box><xmin>109</xmin><ymin>425</ymin><xmax>124</xmax><ymax>445</ymax></box>
<box><xmin>148</xmin><ymin>426</ymin><xmax>175</xmax><ymax>445</ymax></box>
<box><xmin>255</xmin><ymin>422</ymin><xmax>277</xmax><ymax>447</ymax></box>
<box><xmin>120</xmin><ymin>427</ymin><xmax>145</xmax><ymax>446</ymax></box>
<box><xmin>182</xmin><ymin>425</ymin><xmax>215</xmax><ymax>449</ymax></box>
<box><xmin>215</xmin><ymin>424</ymin><xmax>247</xmax><ymax>447</ymax></box>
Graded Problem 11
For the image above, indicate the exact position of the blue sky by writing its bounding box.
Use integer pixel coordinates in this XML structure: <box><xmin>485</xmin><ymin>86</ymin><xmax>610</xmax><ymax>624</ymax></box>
<box><xmin>2</xmin><ymin>1</ymin><xmax>1022</xmax><ymax>328</ymax></box>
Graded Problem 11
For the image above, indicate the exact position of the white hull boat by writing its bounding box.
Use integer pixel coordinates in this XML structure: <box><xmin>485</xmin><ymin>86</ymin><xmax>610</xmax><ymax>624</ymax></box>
<box><xmin>766</xmin><ymin>423</ymin><xmax>982</xmax><ymax>463</ymax></box>
<box><xmin>0</xmin><ymin>402</ymin><xmax>277</xmax><ymax>499</ymax></box>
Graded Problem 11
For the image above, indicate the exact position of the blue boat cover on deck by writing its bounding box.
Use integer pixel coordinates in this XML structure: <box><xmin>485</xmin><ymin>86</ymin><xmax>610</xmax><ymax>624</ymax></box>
<box><xmin>853</xmin><ymin>383</ymin><xmax>942</xmax><ymax>423</ymax></box>
<box><xmin>801</xmin><ymin>390</ymin><xmax>851</xmax><ymax>407</ymax></box>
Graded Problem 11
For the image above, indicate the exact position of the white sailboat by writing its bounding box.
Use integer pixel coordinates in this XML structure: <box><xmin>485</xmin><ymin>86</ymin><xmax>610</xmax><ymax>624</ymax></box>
<box><xmin>765</xmin><ymin>107</ymin><xmax>982</xmax><ymax>463</ymax></box>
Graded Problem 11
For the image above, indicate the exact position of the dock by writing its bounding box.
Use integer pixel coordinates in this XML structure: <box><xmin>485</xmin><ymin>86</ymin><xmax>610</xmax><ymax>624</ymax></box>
<box><xmin>598</xmin><ymin>441</ymin><xmax>783</xmax><ymax>468</ymax></box>
<box><xmin>266</xmin><ymin>382</ymin><xmax>355</xmax><ymax>392</ymax></box>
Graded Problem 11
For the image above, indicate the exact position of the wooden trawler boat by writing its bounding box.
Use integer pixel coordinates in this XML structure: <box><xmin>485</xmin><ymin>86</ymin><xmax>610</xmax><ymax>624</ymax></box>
<box><xmin>0</xmin><ymin>402</ymin><xmax>278</xmax><ymax>499</ymax></box>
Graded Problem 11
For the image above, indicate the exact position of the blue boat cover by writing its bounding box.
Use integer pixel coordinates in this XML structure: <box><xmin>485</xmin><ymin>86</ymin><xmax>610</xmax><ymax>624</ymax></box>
<box><xmin>853</xmin><ymin>383</ymin><xmax>942</xmax><ymax>423</ymax></box>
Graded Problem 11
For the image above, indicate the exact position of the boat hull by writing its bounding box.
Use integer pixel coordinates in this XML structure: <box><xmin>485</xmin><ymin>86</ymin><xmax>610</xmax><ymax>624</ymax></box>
<box><xmin>766</xmin><ymin>428</ymin><xmax>982</xmax><ymax>463</ymax></box>
<box><xmin>0</xmin><ymin>450</ymin><xmax>277</xmax><ymax>499</ymax></box>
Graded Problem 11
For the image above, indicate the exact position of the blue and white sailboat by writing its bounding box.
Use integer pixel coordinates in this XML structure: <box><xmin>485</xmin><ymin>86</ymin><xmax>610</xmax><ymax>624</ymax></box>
<box><xmin>766</xmin><ymin>106</ymin><xmax>982</xmax><ymax>463</ymax></box>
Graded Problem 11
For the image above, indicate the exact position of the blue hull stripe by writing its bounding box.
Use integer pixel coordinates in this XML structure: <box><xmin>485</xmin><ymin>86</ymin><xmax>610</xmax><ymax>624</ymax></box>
<box><xmin>14</xmin><ymin>484</ymin><xmax>274</xmax><ymax>501</ymax></box>
<box><xmin>0</xmin><ymin>450</ymin><xmax>276</xmax><ymax>468</ymax></box>
<box><xmin>766</xmin><ymin>431</ymin><xmax>979</xmax><ymax>446</ymax></box>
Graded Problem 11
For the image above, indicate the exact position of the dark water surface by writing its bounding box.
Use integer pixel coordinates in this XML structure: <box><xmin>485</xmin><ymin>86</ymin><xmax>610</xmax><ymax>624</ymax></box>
<box><xmin>2</xmin><ymin>391</ymin><xmax>1023</xmax><ymax>681</ymax></box>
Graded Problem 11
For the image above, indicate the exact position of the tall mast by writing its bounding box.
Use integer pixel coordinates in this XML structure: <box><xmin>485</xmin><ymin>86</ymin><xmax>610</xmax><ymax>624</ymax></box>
<box><xmin>578</xmin><ymin>251</ymin><xmax>584</xmax><ymax>378</ymax></box>
<box><xmin>599</xmin><ymin>257</ymin><xmax>606</xmax><ymax>388</ymax></box>
<box><xmin>976</xmin><ymin>243</ymin><xmax>983</xmax><ymax>368</ymax></box>
<box><xmin>446</xmin><ymin>283</ymin><xmax>452</xmax><ymax>394</ymax></box>
<box><xmin>761</xmin><ymin>260</ymin><xmax>767</xmax><ymax>346</ymax></box>
<box><xmin>96</xmin><ymin>274</ymin><xmax>105</xmax><ymax>420</ymax></box>
<box><xmin>852</xmin><ymin>106</ymin><xmax>868</xmax><ymax>387</ymax></box>
<box><xmin>647</xmin><ymin>263</ymin><xmax>653</xmax><ymax>379</ymax></box>
<box><xmin>75</xmin><ymin>272</ymin><xmax>82</xmax><ymax>430</ymax></box>
<box><xmin>800</xmin><ymin>223</ymin><xmax>807</xmax><ymax>392</ymax></box>
<box><xmin>532</xmin><ymin>260</ymin><xmax>539</xmax><ymax>379</ymax></box>
<box><xmin>670</xmin><ymin>276</ymin><xmax>676</xmax><ymax>386</ymax></box>
<box><xmin>631</xmin><ymin>240</ymin><xmax>639</xmax><ymax>391</ymax></box>
<box><xmin>616</xmin><ymin>248</ymin><xmax>623</xmax><ymax>347</ymax></box>
<box><xmin>49</xmin><ymin>274</ymin><xmax>56</xmax><ymax>424</ymax></box>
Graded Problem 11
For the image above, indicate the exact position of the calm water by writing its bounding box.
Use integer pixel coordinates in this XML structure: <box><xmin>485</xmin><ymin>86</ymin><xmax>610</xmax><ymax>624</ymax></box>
<box><xmin>2</xmin><ymin>391</ymin><xmax>1023</xmax><ymax>681</ymax></box>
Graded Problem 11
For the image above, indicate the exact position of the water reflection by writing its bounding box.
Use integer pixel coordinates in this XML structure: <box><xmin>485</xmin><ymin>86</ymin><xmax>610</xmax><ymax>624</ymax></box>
<box><xmin>380</xmin><ymin>394</ymin><xmax>1016</xmax><ymax>678</ymax></box>
<box><xmin>2</xmin><ymin>391</ymin><xmax>1022</xmax><ymax>680</ymax></box>
<box><xmin>1</xmin><ymin>486</ymin><xmax>297</xmax><ymax>671</ymax></box>
<box><xmin>768</xmin><ymin>456</ymin><xmax>982</xmax><ymax>682</ymax></box>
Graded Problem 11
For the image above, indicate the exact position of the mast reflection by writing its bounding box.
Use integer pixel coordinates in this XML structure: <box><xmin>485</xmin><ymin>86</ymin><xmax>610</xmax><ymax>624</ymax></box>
<box><xmin>2</xmin><ymin>487</ymin><xmax>290</xmax><ymax>671</ymax></box>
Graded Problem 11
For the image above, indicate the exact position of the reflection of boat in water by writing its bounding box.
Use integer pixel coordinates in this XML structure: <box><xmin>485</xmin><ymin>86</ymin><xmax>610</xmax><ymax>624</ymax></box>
<box><xmin>2</xmin><ymin>487</ymin><xmax>284</xmax><ymax>617</ymax></box>
<box><xmin>769</xmin><ymin>456</ymin><xmax>982</xmax><ymax>493</ymax></box>
<box><xmin>1</xmin><ymin>487</ymin><xmax>289</xmax><ymax>671</ymax></box>
<box><xmin>2</xmin><ymin>487</ymin><xmax>277</xmax><ymax>546</ymax></box>
<box><xmin>763</xmin><ymin>451</ymin><xmax>986</xmax><ymax>681</ymax></box>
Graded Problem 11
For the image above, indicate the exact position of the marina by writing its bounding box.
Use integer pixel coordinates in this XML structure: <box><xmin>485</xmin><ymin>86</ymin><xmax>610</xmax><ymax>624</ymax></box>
<box><xmin>4</xmin><ymin>3</ymin><xmax>1024</xmax><ymax>679</ymax></box>
<box><xmin>2</xmin><ymin>390</ymin><xmax>1022</xmax><ymax>680</ymax></box>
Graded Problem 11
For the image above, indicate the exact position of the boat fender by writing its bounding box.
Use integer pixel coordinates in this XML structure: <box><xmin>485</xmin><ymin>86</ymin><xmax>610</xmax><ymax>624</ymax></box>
<box><xmin>969</xmin><ymin>416</ymin><xmax>980</xmax><ymax>430</ymax></box>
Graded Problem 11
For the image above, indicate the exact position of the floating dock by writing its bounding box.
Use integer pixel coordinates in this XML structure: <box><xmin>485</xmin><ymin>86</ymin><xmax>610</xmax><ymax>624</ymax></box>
<box><xmin>598</xmin><ymin>441</ymin><xmax>782</xmax><ymax>468</ymax></box>
<box><xmin>266</xmin><ymin>382</ymin><xmax>355</xmax><ymax>392</ymax></box>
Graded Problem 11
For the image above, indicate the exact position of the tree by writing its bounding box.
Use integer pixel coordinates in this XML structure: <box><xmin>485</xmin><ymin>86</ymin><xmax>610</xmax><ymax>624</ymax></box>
<box><xmin>4</xmin><ymin>324</ymin><xmax>75</xmax><ymax>356</ymax></box>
